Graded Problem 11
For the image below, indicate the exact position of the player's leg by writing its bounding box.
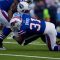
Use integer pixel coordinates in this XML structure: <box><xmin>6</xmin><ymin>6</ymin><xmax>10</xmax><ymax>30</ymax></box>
<box><xmin>24</xmin><ymin>34</ymin><xmax>40</xmax><ymax>45</ymax></box>
<box><xmin>0</xmin><ymin>27</ymin><xmax>11</xmax><ymax>49</ymax></box>
<box><xmin>24</xmin><ymin>34</ymin><xmax>46</xmax><ymax>46</ymax></box>
<box><xmin>44</xmin><ymin>22</ymin><xmax>58</xmax><ymax>51</ymax></box>
<box><xmin>46</xmin><ymin>33</ymin><xmax>60</xmax><ymax>51</ymax></box>
<box><xmin>0</xmin><ymin>10</ymin><xmax>11</xmax><ymax>49</ymax></box>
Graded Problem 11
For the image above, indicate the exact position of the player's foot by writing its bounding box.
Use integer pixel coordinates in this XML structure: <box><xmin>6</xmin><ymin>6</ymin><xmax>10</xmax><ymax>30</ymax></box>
<box><xmin>0</xmin><ymin>47</ymin><xmax>6</xmax><ymax>50</ymax></box>
<box><xmin>0</xmin><ymin>41</ymin><xmax>3</xmax><ymax>47</ymax></box>
<box><xmin>0</xmin><ymin>41</ymin><xmax>6</xmax><ymax>50</ymax></box>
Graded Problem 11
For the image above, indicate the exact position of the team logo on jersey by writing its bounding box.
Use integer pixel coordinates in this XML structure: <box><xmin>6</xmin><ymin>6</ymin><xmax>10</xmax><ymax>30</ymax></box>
<box><xmin>19</xmin><ymin>4</ymin><xmax>24</xmax><ymax>9</ymax></box>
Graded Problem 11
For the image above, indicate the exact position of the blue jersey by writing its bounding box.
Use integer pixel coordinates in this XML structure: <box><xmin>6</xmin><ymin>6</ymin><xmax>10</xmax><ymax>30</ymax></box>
<box><xmin>13</xmin><ymin>13</ymin><xmax>46</xmax><ymax>34</ymax></box>
<box><xmin>0</xmin><ymin>0</ymin><xmax>13</xmax><ymax>11</ymax></box>
<box><xmin>20</xmin><ymin>14</ymin><xmax>46</xmax><ymax>34</ymax></box>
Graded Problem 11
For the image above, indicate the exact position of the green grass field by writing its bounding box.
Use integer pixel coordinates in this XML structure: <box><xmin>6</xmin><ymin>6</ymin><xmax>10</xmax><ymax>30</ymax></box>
<box><xmin>0</xmin><ymin>34</ymin><xmax>60</xmax><ymax>60</ymax></box>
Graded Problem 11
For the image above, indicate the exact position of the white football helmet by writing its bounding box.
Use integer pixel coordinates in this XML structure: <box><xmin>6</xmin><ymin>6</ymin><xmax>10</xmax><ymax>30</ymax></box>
<box><xmin>17</xmin><ymin>2</ymin><xmax>29</xmax><ymax>13</ymax></box>
<box><xmin>10</xmin><ymin>17</ymin><xmax>22</xmax><ymax>31</ymax></box>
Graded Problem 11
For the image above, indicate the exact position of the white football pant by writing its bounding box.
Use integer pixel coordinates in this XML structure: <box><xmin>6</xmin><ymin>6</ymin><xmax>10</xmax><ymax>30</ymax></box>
<box><xmin>44</xmin><ymin>22</ymin><xmax>57</xmax><ymax>50</ymax></box>
<box><xmin>0</xmin><ymin>9</ymin><xmax>10</xmax><ymax>28</ymax></box>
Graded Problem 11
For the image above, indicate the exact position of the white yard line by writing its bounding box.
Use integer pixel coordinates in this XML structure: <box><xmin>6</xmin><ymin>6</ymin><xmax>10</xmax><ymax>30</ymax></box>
<box><xmin>3</xmin><ymin>42</ymin><xmax>46</xmax><ymax>46</ymax></box>
<box><xmin>1</xmin><ymin>42</ymin><xmax>60</xmax><ymax>60</ymax></box>
<box><xmin>0</xmin><ymin>54</ymin><xmax>60</xmax><ymax>60</ymax></box>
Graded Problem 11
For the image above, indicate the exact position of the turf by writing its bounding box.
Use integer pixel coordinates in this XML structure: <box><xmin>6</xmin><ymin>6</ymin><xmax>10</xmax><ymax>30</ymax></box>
<box><xmin>0</xmin><ymin>35</ymin><xmax>60</xmax><ymax>60</ymax></box>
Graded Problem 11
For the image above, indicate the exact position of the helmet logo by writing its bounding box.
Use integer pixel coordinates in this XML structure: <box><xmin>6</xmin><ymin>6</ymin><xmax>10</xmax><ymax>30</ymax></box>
<box><xmin>19</xmin><ymin>4</ymin><xmax>24</xmax><ymax>9</ymax></box>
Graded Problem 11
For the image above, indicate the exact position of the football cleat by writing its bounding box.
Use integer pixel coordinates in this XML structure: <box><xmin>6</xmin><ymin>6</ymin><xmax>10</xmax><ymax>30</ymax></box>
<box><xmin>0</xmin><ymin>47</ymin><xmax>6</xmax><ymax>50</ymax></box>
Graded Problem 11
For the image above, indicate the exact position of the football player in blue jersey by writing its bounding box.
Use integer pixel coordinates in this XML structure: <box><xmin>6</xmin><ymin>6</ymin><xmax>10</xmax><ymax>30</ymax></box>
<box><xmin>9</xmin><ymin>1</ymin><xmax>60</xmax><ymax>50</ymax></box>
<box><xmin>12</xmin><ymin>2</ymin><xmax>39</xmax><ymax>45</ymax></box>
<box><xmin>10</xmin><ymin>11</ymin><xmax>60</xmax><ymax>51</ymax></box>
<box><xmin>0</xmin><ymin>0</ymin><xmax>20</xmax><ymax>50</ymax></box>
<box><xmin>9</xmin><ymin>1</ymin><xmax>60</xmax><ymax>51</ymax></box>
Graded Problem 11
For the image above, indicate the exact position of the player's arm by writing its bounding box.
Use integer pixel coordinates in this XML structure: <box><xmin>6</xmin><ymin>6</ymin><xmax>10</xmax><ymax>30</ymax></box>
<box><xmin>13</xmin><ymin>30</ymin><xmax>26</xmax><ymax>45</ymax></box>
<box><xmin>8</xmin><ymin>0</ymin><xmax>19</xmax><ymax>20</ymax></box>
